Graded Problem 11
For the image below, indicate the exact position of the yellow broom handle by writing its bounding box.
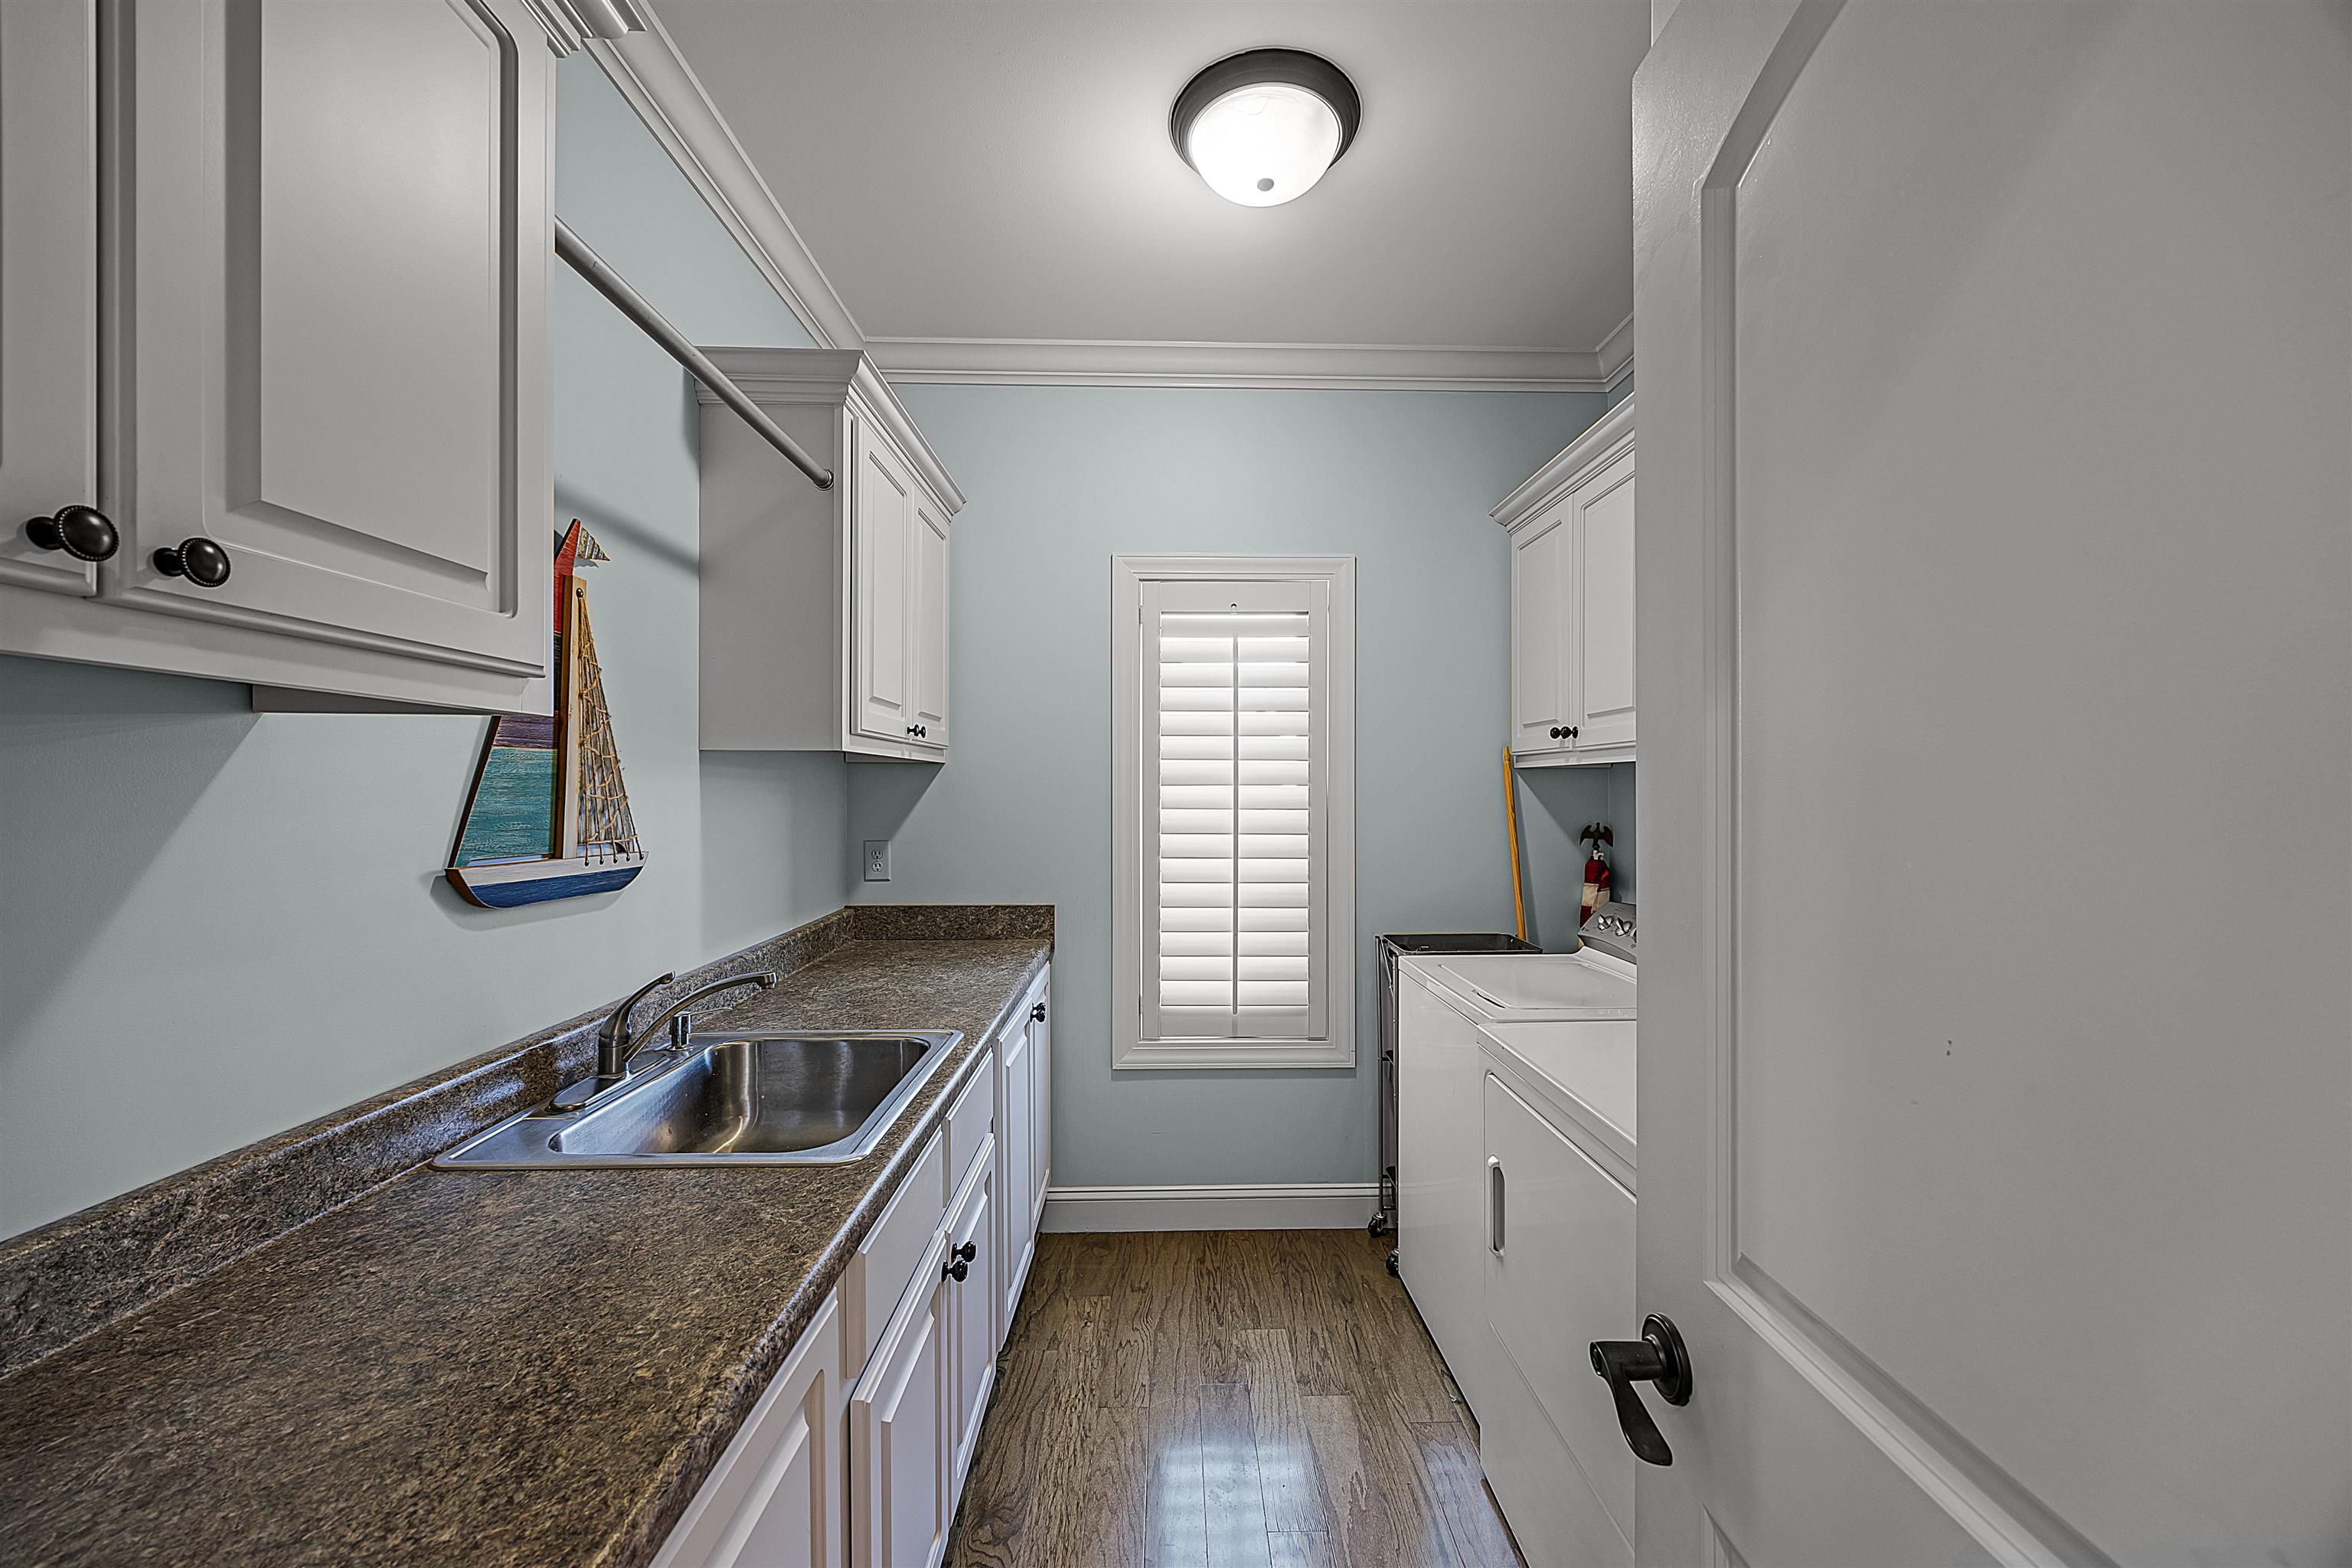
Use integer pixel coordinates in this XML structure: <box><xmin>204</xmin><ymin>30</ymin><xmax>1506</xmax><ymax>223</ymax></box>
<box><xmin>1502</xmin><ymin>746</ymin><xmax>1527</xmax><ymax>942</ymax></box>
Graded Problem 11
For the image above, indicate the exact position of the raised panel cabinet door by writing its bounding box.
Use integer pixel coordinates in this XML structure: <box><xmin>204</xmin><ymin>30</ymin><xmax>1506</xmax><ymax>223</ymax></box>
<box><xmin>106</xmin><ymin>0</ymin><xmax>553</xmax><ymax>681</ymax></box>
<box><xmin>995</xmin><ymin>1014</ymin><xmax>1036</xmax><ymax>1328</ymax></box>
<box><xmin>654</xmin><ymin>1295</ymin><xmax>844</xmax><ymax>1568</ymax></box>
<box><xmin>1510</xmin><ymin>510</ymin><xmax>1574</xmax><ymax>753</ymax></box>
<box><xmin>0</xmin><ymin>0</ymin><xmax>100</xmax><ymax>599</ymax></box>
<box><xmin>851</xmin><ymin>419</ymin><xmax>915</xmax><ymax>742</ymax></box>
<box><xmin>1026</xmin><ymin>974</ymin><xmax>1050</xmax><ymax>1237</ymax></box>
<box><xmin>1573</xmin><ymin>448</ymin><xmax>1636</xmax><ymax>753</ymax></box>
<box><xmin>946</xmin><ymin>1146</ymin><xmax>996</xmax><ymax>1496</ymax></box>
<box><xmin>908</xmin><ymin>494</ymin><xmax>950</xmax><ymax>746</ymax></box>
<box><xmin>1482</xmin><ymin>1070</ymin><xmax>1635</xmax><ymax>1560</ymax></box>
<box><xmin>849</xmin><ymin>1231</ymin><xmax>951</xmax><ymax>1568</ymax></box>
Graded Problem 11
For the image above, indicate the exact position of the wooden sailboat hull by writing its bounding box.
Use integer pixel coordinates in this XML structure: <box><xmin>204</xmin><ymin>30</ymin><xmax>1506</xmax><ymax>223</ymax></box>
<box><xmin>446</xmin><ymin>853</ymin><xmax>645</xmax><ymax>909</ymax></box>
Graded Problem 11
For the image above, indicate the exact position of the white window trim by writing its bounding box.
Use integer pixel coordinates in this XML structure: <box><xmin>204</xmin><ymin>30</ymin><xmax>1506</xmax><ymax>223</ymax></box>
<box><xmin>1112</xmin><ymin>554</ymin><xmax>1357</xmax><ymax>1070</ymax></box>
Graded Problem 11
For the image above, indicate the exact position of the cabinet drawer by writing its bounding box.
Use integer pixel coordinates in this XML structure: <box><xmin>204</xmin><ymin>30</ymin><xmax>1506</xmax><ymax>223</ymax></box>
<box><xmin>844</xmin><ymin>1130</ymin><xmax>946</xmax><ymax>1375</ymax></box>
<box><xmin>942</xmin><ymin>1052</ymin><xmax>994</xmax><ymax>1198</ymax></box>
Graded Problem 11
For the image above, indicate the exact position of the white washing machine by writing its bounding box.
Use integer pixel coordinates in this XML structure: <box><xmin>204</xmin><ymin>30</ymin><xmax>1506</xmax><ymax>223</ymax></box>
<box><xmin>1393</xmin><ymin>905</ymin><xmax>1636</xmax><ymax>1435</ymax></box>
<box><xmin>1416</xmin><ymin>906</ymin><xmax>1635</xmax><ymax>1024</ymax></box>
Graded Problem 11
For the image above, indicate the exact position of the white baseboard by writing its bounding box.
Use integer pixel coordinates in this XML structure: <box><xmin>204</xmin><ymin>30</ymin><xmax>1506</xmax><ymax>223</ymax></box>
<box><xmin>1040</xmin><ymin>1182</ymin><xmax>1380</xmax><ymax>1233</ymax></box>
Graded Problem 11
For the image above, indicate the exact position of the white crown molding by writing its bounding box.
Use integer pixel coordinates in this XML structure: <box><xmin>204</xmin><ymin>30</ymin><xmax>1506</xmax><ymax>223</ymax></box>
<box><xmin>866</xmin><ymin>336</ymin><xmax>1620</xmax><ymax>392</ymax></box>
<box><xmin>696</xmin><ymin>346</ymin><xmax>967</xmax><ymax>512</ymax></box>
<box><xmin>583</xmin><ymin>8</ymin><xmax>864</xmax><ymax>350</ymax></box>
<box><xmin>1040</xmin><ymin>1183</ymin><xmax>1380</xmax><ymax>1233</ymax></box>
<box><xmin>1492</xmin><ymin>394</ymin><xmax>1636</xmax><ymax>528</ymax></box>
<box><xmin>585</xmin><ymin>9</ymin><xmax>1635</xmax><ymax>390</ymax></box>
<box><xmin>1596</xmin><ymin>312</ymin><xmax>1635</xmax><ymax>387</ymax></box>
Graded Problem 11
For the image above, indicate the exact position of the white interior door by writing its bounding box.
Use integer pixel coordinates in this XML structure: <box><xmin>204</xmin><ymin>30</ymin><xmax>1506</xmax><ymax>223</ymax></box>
<box><xmin>0</xmin><ymin>0</ymin><xmax>100</xmax><ymax>598</ymax></box>
<box><xmin>1635</xmin><ymin>5</ymin><xmax>2351</xmax><ymax>1565</ymax></box>
<box><xmin>108</xmin><ymin>0</ymin><xmax>551</xmax><ymax>677</ymax></box>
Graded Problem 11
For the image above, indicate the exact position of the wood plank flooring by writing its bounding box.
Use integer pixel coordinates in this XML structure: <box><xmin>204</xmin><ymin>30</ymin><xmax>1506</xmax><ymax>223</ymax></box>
<box><xmin>948</xmin><ymin>1230</ymin><xmax>1524</xmax><ymax>1568</ymax></box>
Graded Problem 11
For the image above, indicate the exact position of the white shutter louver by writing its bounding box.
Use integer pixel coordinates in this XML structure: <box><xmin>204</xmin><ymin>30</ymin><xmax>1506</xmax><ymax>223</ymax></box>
<box><xmin>1148</xmin><ymin>576</ymin><xmax>1335</xmax><ymax>1044</ymax></box>
<box><xmin>1154</xmin><ymin>603</ymin><xmax>1316</xmax><ymax>1037</ymax></box>
<box><xmin>1113</xmin><ymin>558</ymin><xmax>1354</xmax><ymax>1069</ymax></box>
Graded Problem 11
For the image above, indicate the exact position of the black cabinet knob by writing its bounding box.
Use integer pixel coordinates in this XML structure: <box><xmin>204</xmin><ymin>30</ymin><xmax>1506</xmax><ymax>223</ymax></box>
<box><xmin>954</xmin><ymin>1241</ymin><xmax>978</xmax><ymax>1264</ymax></box>
<box><xmin>24</xmin><ymin>505</ymin><xmax>119</xmax><ymax>563</ymax></box>
<box><xmin>1547</xmin><ymin>726</ymin><xmax>1562</xmax><ymax>739</ymax></box>
<box><xmin>153</xmin><ymin>537</ymin><xmax>231</xmax><ymax>587</ymax></box>
<box><xmin>945</xmin><ymin>1256</ymin><xmax>970</xmax><ymax>1282</ymax></box>
<box><xmin>1566</xmin><ymin>725</ymin><xmax>1579</xmax><ymax>740</ymax></box>
<box><xmin>1031</xmin><ymin>1001</ymin><xmax>1047</xmax><ymax>1023</ymax></box>
<box><xmin>1590</xmin><ymin>1314</ymin><xmax>1691</xmax><ymax>1466</ymax></box>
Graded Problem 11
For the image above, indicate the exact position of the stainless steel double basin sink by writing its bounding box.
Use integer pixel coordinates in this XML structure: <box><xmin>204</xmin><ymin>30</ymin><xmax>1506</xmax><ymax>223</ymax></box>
<box><xmin>435</xmin><ymin>1031</ymin><xmax>962</xmax><ymax>1169</ymax></box>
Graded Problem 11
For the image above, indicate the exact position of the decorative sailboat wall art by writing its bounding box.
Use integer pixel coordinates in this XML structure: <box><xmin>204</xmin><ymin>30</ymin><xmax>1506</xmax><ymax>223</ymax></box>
<box><xmin>446</xmin><ymin>521</ymin><xmax>647</xmax><ymax>908</ymax></box>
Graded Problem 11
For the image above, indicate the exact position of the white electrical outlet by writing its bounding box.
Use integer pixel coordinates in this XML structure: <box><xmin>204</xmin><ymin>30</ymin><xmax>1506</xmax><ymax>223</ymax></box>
<box><xmin>862</xmin><ymin>840</ymin><xmax>891</xmax><ymax>881</ymax></box>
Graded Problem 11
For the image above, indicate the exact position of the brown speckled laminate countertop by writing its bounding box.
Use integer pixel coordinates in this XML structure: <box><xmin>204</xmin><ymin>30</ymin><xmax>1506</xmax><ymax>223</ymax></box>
<box><xmin>0</xmin><ymin>936</ymin><xmax>1049</xmax><ymax>1568</ymax></box>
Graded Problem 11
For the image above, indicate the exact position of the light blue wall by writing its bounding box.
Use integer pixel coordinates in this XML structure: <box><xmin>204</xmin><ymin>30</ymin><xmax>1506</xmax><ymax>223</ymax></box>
<box><xmin>0</xmin><ymin>60</ymin><xmax>845</xmax><ymax>1240</ymax></box>
<box><xmin>850</xmin><ymin>384</ymin><xmax>1609</xmax><ymax>1188</ymax></box>
<box><xmin>1515</xmin><ymin>761</ymin><xmax>1635</xmax><ymax>949</ymax></box>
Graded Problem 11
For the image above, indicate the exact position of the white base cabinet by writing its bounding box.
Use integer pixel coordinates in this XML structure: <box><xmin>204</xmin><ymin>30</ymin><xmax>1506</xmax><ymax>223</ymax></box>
<box><xmin>1495</xmin><ymin>399</ymin><xmax>1636</xmax><ymax>767</ymax></box>
<box><xmin>659</xmin><ymin>962</ymin><xmax>1050</xmax><ymax>1568</ymax></box>
<box><xmin>697</xmin><ymin>350</ymin><xmax>965</xmax><ymax>761</ymax></box>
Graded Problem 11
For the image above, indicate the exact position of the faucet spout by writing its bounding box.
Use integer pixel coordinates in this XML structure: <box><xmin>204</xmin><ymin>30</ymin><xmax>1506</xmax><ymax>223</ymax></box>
<box><xmin>615</xmin><ymin>972</ymin><xmax>778</xmax><ymax>1070</ymax></box>
<box><xmin>550</xmin><ymin>970</ymin><xmax>779</xmax><ymax>1113</ymax></box>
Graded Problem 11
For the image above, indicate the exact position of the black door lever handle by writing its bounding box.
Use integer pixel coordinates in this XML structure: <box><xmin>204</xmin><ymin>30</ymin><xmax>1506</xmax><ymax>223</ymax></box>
<box><xmin>1590</xmin><ymin>1313</ymin><xmax>1691</xmax><ymax>1466</ymax></box>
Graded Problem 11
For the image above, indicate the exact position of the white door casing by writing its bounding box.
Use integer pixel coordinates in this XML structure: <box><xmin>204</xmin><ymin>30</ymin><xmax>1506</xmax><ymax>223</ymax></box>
<box><xmin>1635</xmin><ymin>5</ymin><xmax>2350</xmax><ymax>1565</ymax></box>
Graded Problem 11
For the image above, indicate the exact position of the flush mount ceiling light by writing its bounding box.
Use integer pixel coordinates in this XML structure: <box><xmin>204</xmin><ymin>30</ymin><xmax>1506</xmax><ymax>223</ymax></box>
<box><xmin>1171</xmin><ymin>48</ymin><xmax>1361</xmax><ymax>208</ymax></box>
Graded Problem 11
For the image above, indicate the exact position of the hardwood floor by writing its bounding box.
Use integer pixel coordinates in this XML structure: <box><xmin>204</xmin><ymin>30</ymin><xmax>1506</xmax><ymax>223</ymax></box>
<box><xmin>948</xmin><ymin>1230</ymin><xmax>1525</xmax><ymax>1568</ymax></box>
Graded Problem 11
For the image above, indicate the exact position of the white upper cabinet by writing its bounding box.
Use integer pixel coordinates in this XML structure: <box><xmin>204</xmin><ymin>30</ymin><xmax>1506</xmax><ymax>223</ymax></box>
<box><xmin>0</xmin><ymin>2</ymin><xmax>103</xmax><ymax>601</ymax></box>
<box><xmin>697</xmin><ymin>348</ymin><xmax>964</xmax><ymax>761</ymax></box>
<box><xmin>2</xmin><ymin>0</ymin><xmax>562</xmax><ymax>712</ymax></box>
<box><xmin>1494</xmin><ymin>399</ymin><xmax>1635</xmax><ymax>766</ymax></box>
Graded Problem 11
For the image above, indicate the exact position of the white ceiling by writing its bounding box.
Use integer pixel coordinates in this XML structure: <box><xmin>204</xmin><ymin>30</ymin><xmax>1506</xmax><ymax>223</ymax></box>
<box><xmin>655</xmin><ymin>2</ymin><xmax>1651</xmax><ymax>353</ymax></box>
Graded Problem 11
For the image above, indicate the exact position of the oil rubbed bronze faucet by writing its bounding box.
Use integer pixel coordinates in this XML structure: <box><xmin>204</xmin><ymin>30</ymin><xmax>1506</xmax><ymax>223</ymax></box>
<box><xmin>550</xmin><ymin>971</ymin><xmax>777</xmax><ymax>1111</ymax></box>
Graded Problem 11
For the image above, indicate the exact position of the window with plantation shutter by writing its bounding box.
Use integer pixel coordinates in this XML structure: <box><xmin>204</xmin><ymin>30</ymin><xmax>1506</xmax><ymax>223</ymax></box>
<box><xmin>1112</xmin><ymin>557</ymin><xmax>1356</xmax><ymax>1069</ymax></box>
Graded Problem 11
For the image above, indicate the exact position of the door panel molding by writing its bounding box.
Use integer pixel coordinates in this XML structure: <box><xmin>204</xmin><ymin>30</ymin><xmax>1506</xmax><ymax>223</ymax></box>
<box><xmin>1691</xmin><ymin>7</ymin><xmax>2097</xmax><ymax>1563</ymax></box>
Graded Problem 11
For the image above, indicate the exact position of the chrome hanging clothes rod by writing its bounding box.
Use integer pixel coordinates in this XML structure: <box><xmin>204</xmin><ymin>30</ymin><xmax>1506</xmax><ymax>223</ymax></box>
<box><xmin>553</xmin><ymin>217</ymin><xmax>835</xmax><ymax>491</ymax></box>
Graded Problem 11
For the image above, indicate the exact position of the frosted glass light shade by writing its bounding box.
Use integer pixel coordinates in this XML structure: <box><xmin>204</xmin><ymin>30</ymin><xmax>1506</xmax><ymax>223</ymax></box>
<box><xmin>1184</xmin><ymin>83</ymin><xmax>1343</xmax><ymax>207</ymax></box>
<box><xmin>1170</xmin><ymin>49</ymin><xmax>1361</xmax><ymax>210</ymax></box>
